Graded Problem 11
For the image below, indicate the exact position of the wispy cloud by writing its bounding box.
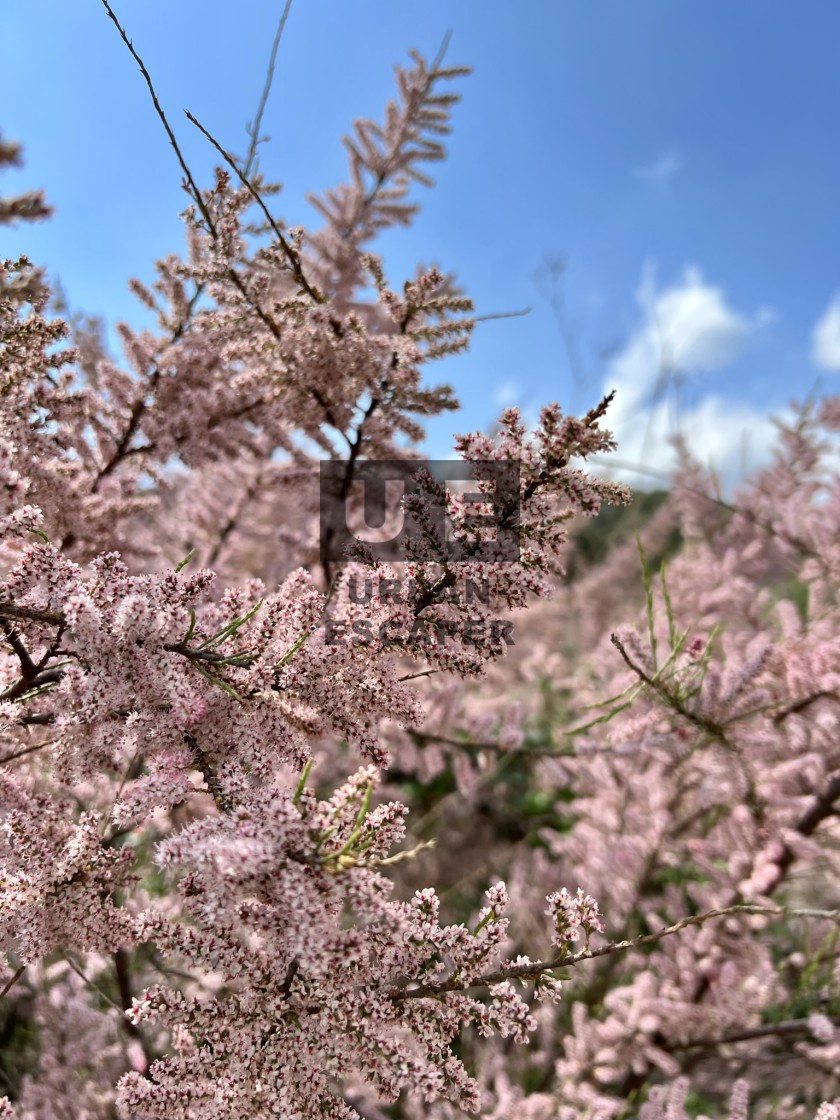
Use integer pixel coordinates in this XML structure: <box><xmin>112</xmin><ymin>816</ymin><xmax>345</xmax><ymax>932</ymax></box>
<box><xmin>492</xmin><ymin>380</ymin><xmax>521</xmax><ymax>408</ymax></box>
<box><xmin>595</xmin><ymin>266</ymin><xmax>776</xmax><ymax>487</ymax></box>
<box><xmin>611</xmin><ymin>264</ymin><xmax>755</xmax><ymax>409</ymax></box>
<box><xmin>634</xmin><ymin>150</ymin><xmax>682</xmax><ymax>187</ymax></box>
<box><xmin>811</xmin><ymin>294</ymin><xmax>840</xmax><ymax>370</ymax></box>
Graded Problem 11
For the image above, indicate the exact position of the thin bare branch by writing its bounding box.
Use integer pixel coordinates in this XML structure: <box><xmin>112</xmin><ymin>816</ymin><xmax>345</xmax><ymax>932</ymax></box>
<box><xmin>390</xmin><ymin>903</ymin><xmax>840</xmax><ymax>1001</ymax></box>
<box><xmin>244</xmin><ymin>0</ymin><xmax>294</xmax><ymax>177</ymax></box>
<box><xmin>185</xmin><ymin>109</ymin><xmax>323</xmax><ymax>305</ymax></box>
<box><xmin>0</xmin><ymin>965</ymin><xmax>26</xmax><ymax>1000</ymax></box>
<box><xmin>100</xmin><ymin>1</ymin><xmax>214</xmax><ymax>231</ymax></box>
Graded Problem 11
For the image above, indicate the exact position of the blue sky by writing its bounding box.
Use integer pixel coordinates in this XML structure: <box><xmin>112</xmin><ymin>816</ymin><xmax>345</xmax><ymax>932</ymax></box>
<box><xmin>3</xmin><ymin>1</ymin><xmax>840</xmax><ymax>487</ymax></box>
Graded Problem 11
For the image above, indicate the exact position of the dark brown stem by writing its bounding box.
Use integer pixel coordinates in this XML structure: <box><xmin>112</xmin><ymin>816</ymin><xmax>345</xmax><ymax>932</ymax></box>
<box><xmin>0</xmin><ymin>603</ymin><xmax>64</xmax><ymax>627</ymax></box>
<box><xmin>186</xmin><ymin>110</ymin><xmax>324</xmax><ymax>307</ymax></box>
<box><xmin>669</xmin><ymin>1015</ymin><xmax>840</xmax><ymax>1052</ymax></box>
<box><xmin>185</xmin><ymin>731</ymin><xmax>235</xmax><ymax>814</ymax></box>
<box><xmin>0</xmin><ymin>966</ymin><xmax>26</xmax><ymax>1000</ymax></box>
<box><xmin>389</xmin><ymin>904</ymin><xmax>839</xmax><ymax>1002</ymax></box>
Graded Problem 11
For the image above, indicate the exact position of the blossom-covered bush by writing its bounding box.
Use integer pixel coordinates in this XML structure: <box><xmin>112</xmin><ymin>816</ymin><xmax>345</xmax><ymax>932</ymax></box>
<box><xmin>1</xmin><ymin>7</ymin><xmax>840</xmax><ymax>1119</ymax></box>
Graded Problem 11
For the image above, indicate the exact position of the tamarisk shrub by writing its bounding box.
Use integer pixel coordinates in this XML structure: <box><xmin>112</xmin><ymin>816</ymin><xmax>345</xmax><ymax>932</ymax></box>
<box><xmin>382</xmin><ymin>414</ymin><xmax>840</xmax><ymax>1120</ymax></box>
<box><xmin>2</xmin><ymin>10</ymin><xmax>840</xmax><ymax>1120</ymax></box>
<box><xmin>0</xmin><ymin>25</ymin><xmax>628</xmax><ymax>1119</ymax></box>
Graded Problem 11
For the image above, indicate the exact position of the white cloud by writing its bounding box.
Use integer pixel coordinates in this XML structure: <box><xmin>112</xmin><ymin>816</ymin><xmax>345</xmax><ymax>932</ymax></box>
<box><xmin>492</xmin><ymin>380</ymin><xmax>521</xmax><ymax>407</ymax></box>
<box><xmin>811</xmin><ymin>294</ymin><xmax>840</xmax><ymax>370</ymax></box>
<box><xmin>595</xmin><ymin>266</ymin><xmax>775</xmax><ymax>488</ymax></box>
<box><xmin>596</xmin><ymin>393</ymin><xmax>781</xmax><ymax>490</ymax></box>
<box><xmin>635</xmin><ymin>150</ymin><xmax>682</xmax><ymax>187</ymax></box>
<box><xmin>608</xmin><ymin>265</ymin><xmax>756</xmax><ymax>416</ymax></box>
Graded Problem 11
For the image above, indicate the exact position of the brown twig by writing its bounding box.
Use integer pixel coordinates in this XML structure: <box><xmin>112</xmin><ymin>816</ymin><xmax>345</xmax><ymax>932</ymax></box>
<box><xmin>244</xmin><ymin>0</ymin><xmax>294</xmax><ymax>177</ymax></box>
<box><xmin>389</xmin><ymin>904</ymin><xmax>840</xmax><ymax>1002</ymax></box>
<box><xmin>0</xmin><ymin>966</ymin><xmax>26</xmax><ymax>1001</ymax></box>
<box><xmin>100</xmin><ymin>1</ymin><xmax>213</xmax><ymax>230</ymax></box>
<box><xmin>187</xmin><ymin>109</ymin><xmax>324</xmax><ymax>306</ymax></box>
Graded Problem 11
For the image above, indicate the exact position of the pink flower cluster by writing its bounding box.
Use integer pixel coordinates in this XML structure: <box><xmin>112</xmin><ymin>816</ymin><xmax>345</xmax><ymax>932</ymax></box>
<box><xmin>2</xmin><ymin>12</ymin><xmax>840</xmax><ymax>1120</ymax></box>
<box><xmin>545</xmin><ymin>887</ymin><xmax>605</xmax><ymax>950</ymax></box>
<box><xmin>0</xmin><ymin>33</ymin><xmax>622</xmax><ymax>1119</ymax></box>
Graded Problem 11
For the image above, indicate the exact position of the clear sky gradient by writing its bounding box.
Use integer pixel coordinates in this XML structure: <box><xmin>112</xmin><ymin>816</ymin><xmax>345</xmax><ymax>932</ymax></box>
<box><xmin>4</xmin><ymin>1</ymin><xmax>840</xmax><ymax>487</ymax></box>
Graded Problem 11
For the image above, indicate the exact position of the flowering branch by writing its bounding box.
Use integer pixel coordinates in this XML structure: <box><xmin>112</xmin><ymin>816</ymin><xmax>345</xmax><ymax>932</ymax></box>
<box><xmin>389</xmin><ymin>904</ymin><xmax>840</xmax><ymax>1002</ymax></box>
